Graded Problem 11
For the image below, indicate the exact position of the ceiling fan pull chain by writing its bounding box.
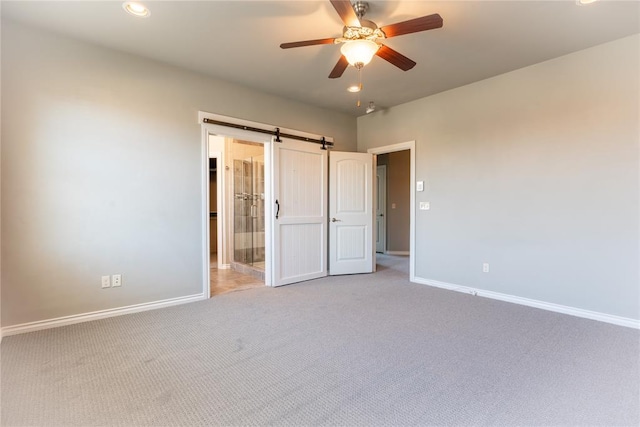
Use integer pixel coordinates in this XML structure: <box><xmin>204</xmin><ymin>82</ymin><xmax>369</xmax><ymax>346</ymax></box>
<box><xmin>356</xmin><ymin>67</ymin><xmax>362</xmax><ymax>107</ymax></box>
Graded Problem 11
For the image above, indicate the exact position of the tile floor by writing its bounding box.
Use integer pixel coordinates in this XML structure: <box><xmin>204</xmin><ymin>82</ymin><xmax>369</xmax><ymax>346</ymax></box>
<box><xmin>210</xmin><ymin>254</ymin><xmax>264</xmax><ymax>297</ymax></box>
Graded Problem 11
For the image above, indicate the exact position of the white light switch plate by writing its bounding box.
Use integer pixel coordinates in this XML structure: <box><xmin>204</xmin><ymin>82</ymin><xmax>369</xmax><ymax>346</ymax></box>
<box><xmin>416</xmin><ymin>181</ymin><xmax>424</xmax><ymax>192</ymax></box>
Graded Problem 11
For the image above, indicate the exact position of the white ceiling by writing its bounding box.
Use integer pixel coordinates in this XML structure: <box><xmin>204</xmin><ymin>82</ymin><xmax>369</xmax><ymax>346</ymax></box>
<box><xmin>2</xmin><ymin>1</ymin><xmax>639</xmax><ymax>116</ymax></box>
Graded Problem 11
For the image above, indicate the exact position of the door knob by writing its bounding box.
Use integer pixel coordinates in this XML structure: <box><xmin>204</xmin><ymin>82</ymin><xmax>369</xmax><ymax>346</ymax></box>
<box><xmin>331</xmin><ymin>218</ymin><xmax>342</xmax><ymax>222</ymax></box>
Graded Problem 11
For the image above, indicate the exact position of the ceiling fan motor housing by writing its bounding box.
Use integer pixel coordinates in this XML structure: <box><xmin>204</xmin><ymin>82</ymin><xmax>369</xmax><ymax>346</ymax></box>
<box><xmin>341</xmin><ymin>20</ymin><xmax>385</xmax><ymax>42</ymax></box>
<box><xmin>352</xmin><ymin>1</ymin><xmax>369</xmax><ymax>19</ymax></box>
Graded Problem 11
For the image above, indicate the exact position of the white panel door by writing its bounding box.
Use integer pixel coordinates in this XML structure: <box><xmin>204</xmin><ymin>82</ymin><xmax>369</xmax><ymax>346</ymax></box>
<box><xmin>376</xmin><ymin>165</ymin><xmax>387</xmax><ymax>253</ymax></box>
<box><xmin>329</xmin><ymin>151</ymin><xmax>374</xmax><ymax>275</ymax></box>
<box><xmin>272</xmin><ymin>139</ymin><xmax>328</xmax><ymax>286</ymax></box>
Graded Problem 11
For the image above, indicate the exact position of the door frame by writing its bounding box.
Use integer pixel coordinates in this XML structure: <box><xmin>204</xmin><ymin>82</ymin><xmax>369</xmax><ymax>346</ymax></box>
<box><xmin>201</xmin><ymin>117</ymin><xmax>274</xmax><ymax>293</ymax></box>
<box><xmin>375</xmin><ymin>164</ymin><xmax>387</xmax><ymax>254</ymax></box>
<box><xmin>367</xmin><ymin>141</ymin><xmax>416</xmax><ymax>281</ymax></box>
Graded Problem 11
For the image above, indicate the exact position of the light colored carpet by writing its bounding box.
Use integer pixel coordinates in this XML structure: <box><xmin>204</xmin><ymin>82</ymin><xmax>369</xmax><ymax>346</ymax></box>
<box><xmin>2</xmin><ymin>255</ymin><xmax>639</xmax><ymax>426</ymax></box>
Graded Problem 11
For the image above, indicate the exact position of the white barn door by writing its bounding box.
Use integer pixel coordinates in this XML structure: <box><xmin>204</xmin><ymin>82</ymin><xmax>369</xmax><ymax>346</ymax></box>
<box><xmin>329</xmin><ymin>151</ymin><xmax>374</xmax><ymax>275</ymax></box>
<box><xmin>272</xmin><ymin>139</ymin><xmax>328</xmax><ymax>286</ymax></box>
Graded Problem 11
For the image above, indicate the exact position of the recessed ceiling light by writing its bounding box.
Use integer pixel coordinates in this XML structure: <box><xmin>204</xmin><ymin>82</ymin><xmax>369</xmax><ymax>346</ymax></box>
<box><xmin>122</xmin><ymin>2</ymin><xmax>150</xmax><ymax>18</ymax></box>
<box><xmin>347</xmin><ymin>84</ymin><xmax>361</xmax><ymax>93</ymax></box>
<box><xmin>576</xmin><ymin>0</ymin><xmax>598</xmax><ymax>5</ymax></box>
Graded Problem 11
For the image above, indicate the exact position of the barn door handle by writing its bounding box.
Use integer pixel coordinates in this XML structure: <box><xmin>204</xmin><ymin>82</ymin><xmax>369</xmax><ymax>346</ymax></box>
<box><xmin>275</xmin><ymin>199</ymin><xmax>280</xmax><ymax>219</ymax></box>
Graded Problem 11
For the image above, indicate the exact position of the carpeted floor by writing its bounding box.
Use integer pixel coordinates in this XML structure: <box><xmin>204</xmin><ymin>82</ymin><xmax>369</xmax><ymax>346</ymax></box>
<box><xmin>1</xmin><ymin>255</ymin><xmax>639</xmax><ymax>426</ymax></box>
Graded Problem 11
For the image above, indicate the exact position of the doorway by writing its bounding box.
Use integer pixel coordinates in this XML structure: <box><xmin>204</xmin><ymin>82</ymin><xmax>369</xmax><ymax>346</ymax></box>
<box><xmin>231</xmin><ymin>141</ymin><xmax>266</xmax><ymax>276</ymax></box>
<box><xmin>201</xmin><ymin>111</ymin><xmax>378</xmax><ymax>293</ymax></box>
<box><xmin>376</xmin><ymin>151</ymin><xmax>410</xmax><ymax>256</ymax></box>
<box><xmin>206</xmin><ymin>133</ymin><xmax>270</xmax><ymax>297</ymax></box>
<box><xmin>368</xmin><ymin>141</ymin><xmax>416</xmax><ymax>280</ymax></box>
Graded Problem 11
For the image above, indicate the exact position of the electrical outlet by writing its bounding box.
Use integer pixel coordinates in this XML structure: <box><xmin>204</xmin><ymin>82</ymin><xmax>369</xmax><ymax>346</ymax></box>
<box><xmin>419</xmin><ymin>202</ymin><xmax>430</xmax><ymax>210</ymax></box>
<box><xmin>482</xmin><ymin>263</ymin><xmax>490</xmax><ymax>273</ymax></box>
<box><xmin>112</xmin><ymin>274</ymin><xmax>122</xmax><ymax>287</ymax></box>
<box><xmin>101</xmin><ymin>275</ymin><xmax>111</xmax><ymax>288</ymax></box>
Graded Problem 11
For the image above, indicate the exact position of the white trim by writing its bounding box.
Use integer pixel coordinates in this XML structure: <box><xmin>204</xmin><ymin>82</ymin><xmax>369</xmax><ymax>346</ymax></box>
<box><xmin>368</xmin><ymin>141</ymin><xmax>416</xmax><ymax>281</ymax></box>
<box><xmin>202</xmin><ymin>132</ymin><xmax>212</xmax><ymax>299</ymax></box>
<box><xmin>264</xmin><ymin>138</ymin><xmax>273</xmax><ymax>287</ymax></box>
<box><xmin>1</xmin><ymin>293</ymin><xmax>206</xmax><ymax>337</ymax></box>
<box><xmin>412</xmin><ymin>276</ymin><xmax>640</xmax><ymax>329</ymax></box>
<box><xmin>385</xmin><ymin>251</ymin><xmax>410</xmax><ymax>256</ymax></box>
<box><xmin>216</xmin><ymin>152</ymin><xmax>225</xmax><ymax>271</ymax></box>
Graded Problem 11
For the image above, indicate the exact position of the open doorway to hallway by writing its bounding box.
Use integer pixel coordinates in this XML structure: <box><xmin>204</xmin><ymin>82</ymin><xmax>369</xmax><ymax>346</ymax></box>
<box><xmin>368</xmin><ymin>141</ymin><xmax>416</xmax><ymax>280</ymax></box>
<box><xmin>376</xmin><ymin>151</ymin><xmax>411</xmax><ymax>256</ymax></box>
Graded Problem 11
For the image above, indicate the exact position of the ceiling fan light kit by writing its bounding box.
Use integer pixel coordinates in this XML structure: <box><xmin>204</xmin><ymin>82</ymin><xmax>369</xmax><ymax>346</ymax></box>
<box><xmin>340</xmin><ymin>39</ymin><xmax>379</xmax><ymax>68</ymax></box>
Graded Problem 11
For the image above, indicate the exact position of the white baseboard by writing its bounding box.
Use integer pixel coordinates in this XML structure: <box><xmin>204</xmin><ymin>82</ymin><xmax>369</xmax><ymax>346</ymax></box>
<box><xmin>385</xmin><ymin>251</ymin><xmax>410</xmax><ymax>256</ymax></box>
<box><xmin>412</xmin><ymin>277</ymin><xmax>639</xmax><ymax>329</ymax></box>
<box><xmin>1</xmin><ymin>293</ymin><xmax>206</xmax><ymax>338</ymax></box>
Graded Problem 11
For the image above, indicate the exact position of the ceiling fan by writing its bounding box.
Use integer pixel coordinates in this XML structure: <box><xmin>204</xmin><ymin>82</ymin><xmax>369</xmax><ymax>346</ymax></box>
<box><xmin>280</xmin><ymin>0</ymin><xmax>443</xmax><ymax>79</ymax></box>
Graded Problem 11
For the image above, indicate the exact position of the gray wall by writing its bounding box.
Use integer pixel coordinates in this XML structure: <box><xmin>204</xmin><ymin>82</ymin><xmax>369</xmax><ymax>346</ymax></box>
<box><xmin>358</xmin><ymin>35</ymin><xmax>640</xmax><ymax>320</ymax></box>
<box><xmin>377</xmin><ymin>151</ymin><xmax>410</xmax><ymax>252</ymax></box>
<box><xmin>1</xmin><ymin>21</ymin><xmax>357</xmax><ymax>327</ymax></box>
